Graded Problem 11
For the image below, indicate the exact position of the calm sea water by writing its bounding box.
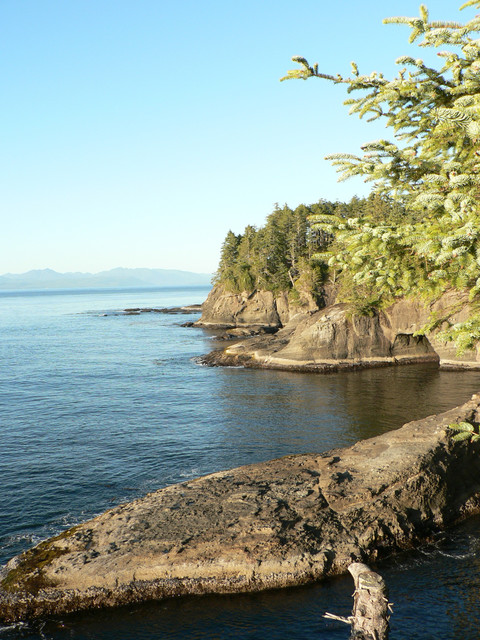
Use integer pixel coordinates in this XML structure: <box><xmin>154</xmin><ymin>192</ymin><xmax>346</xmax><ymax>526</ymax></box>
<box><xmin>2</xmin><ymin>286</ymin><xmax>480</xmax><ymax>639</ymax></box>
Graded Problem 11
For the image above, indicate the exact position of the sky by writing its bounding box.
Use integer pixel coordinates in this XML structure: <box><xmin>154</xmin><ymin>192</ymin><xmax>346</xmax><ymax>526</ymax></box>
<box><xmin>1</xmin><ymin>0</ymin><xmax>476</xmax><ymax>275</ymax></box>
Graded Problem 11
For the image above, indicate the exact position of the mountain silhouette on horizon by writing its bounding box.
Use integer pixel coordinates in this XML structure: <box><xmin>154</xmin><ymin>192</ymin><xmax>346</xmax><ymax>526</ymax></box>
<box><xmin>0</xmin><ymin>267</ymin><xmax>212</xmax><ymax>290</ymax></box>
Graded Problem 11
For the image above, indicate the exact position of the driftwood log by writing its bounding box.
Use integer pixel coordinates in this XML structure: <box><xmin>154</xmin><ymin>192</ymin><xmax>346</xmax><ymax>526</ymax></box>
<box><xmin>324</xmin><ymin>563</ymin><xmax>390</xmax><ymax>639</ymax></box>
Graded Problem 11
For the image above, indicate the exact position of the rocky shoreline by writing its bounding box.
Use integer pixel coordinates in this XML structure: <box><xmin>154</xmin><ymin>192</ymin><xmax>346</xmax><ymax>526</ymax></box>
<box><xmin>2</xmin><ymin>395</ymin><xmax>480</xmax><ymax>622</ymax></box>
<box><xmin>199</xmin><ymin>347</ymin><xmax>441</xmax><ymax>373</ymax></box>
<box><xmin>194</xmin><ymin>286</ymin><xmax>480</xmax><ymax>371</ymax></box>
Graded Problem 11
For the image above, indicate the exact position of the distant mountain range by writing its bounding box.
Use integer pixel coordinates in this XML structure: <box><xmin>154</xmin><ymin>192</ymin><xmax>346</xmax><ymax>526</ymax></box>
<box><xmin>0</xmin><ymin>268</ymin><xmax>212</xmax><ymax>290</ymax></box>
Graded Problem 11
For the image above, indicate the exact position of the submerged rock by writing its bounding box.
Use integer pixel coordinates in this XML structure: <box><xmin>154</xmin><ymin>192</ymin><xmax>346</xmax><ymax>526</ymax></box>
<box><xmin>2</xmin><ymin>395</ymin><xmax>480</xmax><ymax>622</ymax></box>
<box><xmin>124</xmin><ymin>305</ymin><xmax>203</xmax><ymax>315</ymax></box>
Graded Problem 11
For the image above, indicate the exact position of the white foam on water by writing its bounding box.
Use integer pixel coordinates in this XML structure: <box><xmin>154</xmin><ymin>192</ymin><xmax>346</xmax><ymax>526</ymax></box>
<box><xmin>0</xmin><ymin>622</ymin><xmax>27</xmax><ymax>635</ymax></box>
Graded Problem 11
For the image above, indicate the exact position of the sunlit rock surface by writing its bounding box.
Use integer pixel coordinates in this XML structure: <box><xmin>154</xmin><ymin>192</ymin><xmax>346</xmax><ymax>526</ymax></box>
<box><xmin>2</xmin><ymin>395</ymin><xmax>480</xmax><ymax>621</ymax></box>
<box><xmin>195</xmin><ymin>284</ymin><xmax>322</xmax><ymax>330</ymax></box>
<box><xmin>200</xmin><ymin>290</ymin><xmax>480</xmax><ymax>370</ymax></box>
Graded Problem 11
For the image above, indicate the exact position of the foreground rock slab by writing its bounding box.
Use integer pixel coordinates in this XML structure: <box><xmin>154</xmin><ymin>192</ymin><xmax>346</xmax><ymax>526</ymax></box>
<box><xmin>2</xmin><ymin>395</ymin><xmax>480</xmax><ymax>622</ymax></box>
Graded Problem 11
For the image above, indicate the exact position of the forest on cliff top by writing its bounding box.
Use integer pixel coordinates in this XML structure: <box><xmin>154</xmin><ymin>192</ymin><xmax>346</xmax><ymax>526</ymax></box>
<box><xmin>216</xmin><ymin>2</ymin><xmax>480</xmax><ymax>353</ymax></box>
<box><xmin>214</xmin><ymin>193</ymin><xmax>407</xmax><ymax>305</ymax></box>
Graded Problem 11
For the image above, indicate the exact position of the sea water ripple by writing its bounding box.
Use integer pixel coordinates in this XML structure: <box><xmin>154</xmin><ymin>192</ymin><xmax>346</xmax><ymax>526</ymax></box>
<box><xmin>2</xmin><ymin>286</ymin><xmax>480</xmax><ymax>639</ymax></box>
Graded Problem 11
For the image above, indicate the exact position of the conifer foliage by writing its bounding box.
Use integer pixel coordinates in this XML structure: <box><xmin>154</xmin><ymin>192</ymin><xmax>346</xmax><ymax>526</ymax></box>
<box><xmin>214</xmin><ymin>202</ymin><xmax>329</xmax><ymax>297</ymax></box>
<box><xmin>214</xmin><ymin>196</ymin><xmax>403</xmax><ymax>301</ymax></box>
<box><xmin>282</xmin><ymin>2</ymin><xmax>480</xmax><ymax>350</ymax></box>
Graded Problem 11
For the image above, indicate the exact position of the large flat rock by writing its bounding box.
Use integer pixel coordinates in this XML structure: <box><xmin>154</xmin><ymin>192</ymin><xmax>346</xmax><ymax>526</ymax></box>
<box><xmin>2</xmin><ymin>395</ymin><xmax>480</xmax><ymax>621</ymax></box>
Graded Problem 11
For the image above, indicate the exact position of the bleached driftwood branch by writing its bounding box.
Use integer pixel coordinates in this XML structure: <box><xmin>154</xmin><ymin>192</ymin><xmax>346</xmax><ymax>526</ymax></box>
<box><xmin>324</xmin><ymin>562</ymin><xmax>391</xmax><ymax>639</ymax></box>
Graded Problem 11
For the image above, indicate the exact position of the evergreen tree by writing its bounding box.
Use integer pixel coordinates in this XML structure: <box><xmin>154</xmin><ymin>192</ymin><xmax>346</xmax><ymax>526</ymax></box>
<box><xmin>236</xmin><ymin>225</ymin><xmax>257</xmax><ymax>291</ymax></box>
<box><xmin>256</xmin><ymin>206</ymin><xmax>291</xmax><ymax>292</ymax></box>
<box><xmin>214</xmin><ymin>200</ymin><xmax>336</xmax><ymax>296</ymax></box>
<box><xmin>364</xmin><ymin>193</ymin><xmax>409</xmax><ymax>224</ymax></box>
<box><xmin>307</xmin><ymin>199</ymin><xmax>336</xmax><ymax>258</ymax></box>
<box><xmin>213</xmin><ymin>230</ymin><xmax>241</xmax><ymax>291</ymax></box>
<box><xmin>285</xmin><ymin>205</ymin><xmax>309</xmax><ymax>283</ymax></box>
<box><xmin>282</xmin><ymin>2</ymin><xmax>480</xmax><ymax>350</ymax></box>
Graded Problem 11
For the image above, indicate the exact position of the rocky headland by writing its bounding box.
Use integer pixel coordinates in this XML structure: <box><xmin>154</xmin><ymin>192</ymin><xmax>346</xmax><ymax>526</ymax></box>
<box><xmin>2</xmin><ymin>395</ymin><xmax>480</xmax><ymax>622</ymax></box>
<box><xmin>196</xmin><ymin>285</ymin><xmax>480</xmax><ymax>370</ymax></box>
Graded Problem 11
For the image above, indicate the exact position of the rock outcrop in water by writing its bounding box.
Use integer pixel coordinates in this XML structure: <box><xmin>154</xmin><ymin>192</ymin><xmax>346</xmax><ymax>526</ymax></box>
<box><xmin>197</xmin><ymin>287</ymin><xmax>480</xmax><ymax>370</ymax></box>
<box><xmin>194</xmin><ymin>284</ymin><xmax>324</xmax><ymax>330</ymax></box>
<box><xmin>2</xmin><ymin>395</ymin><xmax>480</xmax><ymax>622</ymax></box>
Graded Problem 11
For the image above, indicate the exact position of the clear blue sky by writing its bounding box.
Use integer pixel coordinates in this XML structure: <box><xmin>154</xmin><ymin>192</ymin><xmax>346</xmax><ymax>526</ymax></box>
<box><xmin>1</xmin><ymin>0</ymin><xmax>474</xmax><ymax>275</ymax></box>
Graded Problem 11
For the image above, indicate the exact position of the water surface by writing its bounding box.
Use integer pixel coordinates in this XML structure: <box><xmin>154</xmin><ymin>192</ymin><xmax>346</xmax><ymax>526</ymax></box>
<box><xmin>1</xmin><ymin>286</ymin><xmax>480</xmax><ymax>639</ymax></box>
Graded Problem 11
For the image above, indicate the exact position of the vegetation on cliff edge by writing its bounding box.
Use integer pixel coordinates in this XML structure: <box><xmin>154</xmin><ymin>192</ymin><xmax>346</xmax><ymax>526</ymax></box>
<box><xmin>281</xmin><ymin>1</ymin><xmax>480</xmax><ymax>350</ymax></box>
<box><xmin>214</xmin><ymin>194</ymin><xmax>406</xmax><ymax>304</ymax></box>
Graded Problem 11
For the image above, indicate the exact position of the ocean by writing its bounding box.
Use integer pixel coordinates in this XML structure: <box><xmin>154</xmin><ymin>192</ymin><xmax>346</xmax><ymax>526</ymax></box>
<box><xmin>2</xmin><ymin>286</ymin><xmax>480</xmax><ymax>639</ymax></box>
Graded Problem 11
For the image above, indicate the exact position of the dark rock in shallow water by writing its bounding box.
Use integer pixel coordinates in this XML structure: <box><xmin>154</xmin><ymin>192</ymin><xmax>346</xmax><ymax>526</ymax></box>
<box><xmin>123</xmin><ymin>305</ymin><xmax>203</xmax><ymax>315</ymax></box>
<box><xmin>2</xmin><ymin>395</ymin><xmax>480</xmax><ymax>622</ymax></box>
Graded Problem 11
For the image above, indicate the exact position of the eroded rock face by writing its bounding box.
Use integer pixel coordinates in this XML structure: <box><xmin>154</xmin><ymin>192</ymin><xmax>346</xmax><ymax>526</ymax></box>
<box><xmin>381</xmin><ymin>291</ymin><xmax>479</xmax><ymax>366</ymax></box>
<box><xmin>195</xmin><ymin>285</ymin><xmax>321</xmax><ymax>329</ymax></box>
<box><xmin>194</xmin><ymin>286</ymin><xmax>281</xmax><ymax>328</ymax></box>
<box><xmin>2</xmin><ymin>396</ymin><xmax>480</xmax><ymax>622</ymax></box>
<box><xmin>202</xmin><ymin>291</ymin><xmax>480</xmax><ymax>370</ymax></box>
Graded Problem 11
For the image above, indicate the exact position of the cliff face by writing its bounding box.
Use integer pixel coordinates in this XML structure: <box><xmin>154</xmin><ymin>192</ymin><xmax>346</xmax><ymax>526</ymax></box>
<box><xmin>2</xmin><ymin>395</ymin><xmax>480</xmax><ymax>622</ymax></box>
<box><xmin>195</xmin><ymin>284</ymin><xmax>322</xmax><ymax>329</ymax></box>
<box><xmin>199</xmin><ymin>289</ymin><xmax>480</xmax><ymax>370</ymax></box>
